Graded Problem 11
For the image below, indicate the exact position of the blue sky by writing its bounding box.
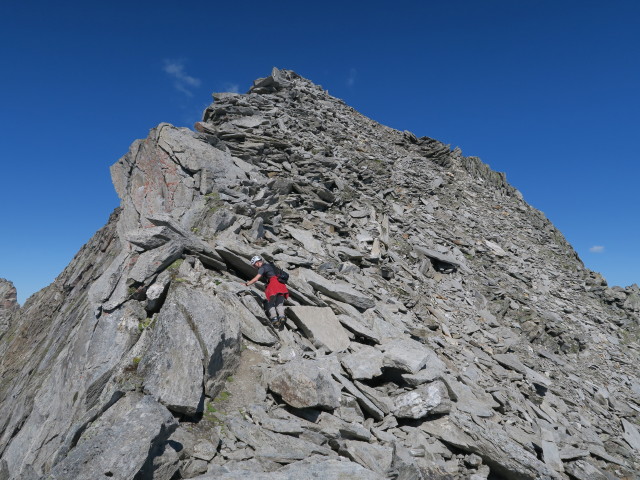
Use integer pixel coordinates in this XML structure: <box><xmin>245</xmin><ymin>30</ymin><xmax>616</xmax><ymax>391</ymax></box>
<box><xmin>1</xmin><ymin>1</ymin><xmax>638</xmax><ymax>304</ymax></box>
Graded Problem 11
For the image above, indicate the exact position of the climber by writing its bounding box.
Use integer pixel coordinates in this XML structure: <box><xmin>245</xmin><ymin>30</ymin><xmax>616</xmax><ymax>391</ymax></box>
<box><xmin>243</xmin><ymin>255</ymin><xmax>289</xmax><ymax>328</ymax></box>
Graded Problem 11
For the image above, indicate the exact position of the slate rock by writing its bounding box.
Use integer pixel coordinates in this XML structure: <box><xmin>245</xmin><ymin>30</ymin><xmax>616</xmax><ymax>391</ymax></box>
<box><xmin>49</xmin><ymin>394</ymin><xmax>177</xmax><ymax>480</ymax></box>
<box><xmin>341</xmin><ymin>345</ymin><xmax>384</xmax><ymax>380</ymax></box>
<box><xmin>268</xmin><ymin>358</ymin><xmax>341</xmax><ymax>410</ymax></box>
<box><xmin>189</xmin><ymin>455</ymin><xmax>386</xmax><ymax>479</ymax></box>
<box><xmin>392</xmin><ymin>380</ymin><xmax>451</xmax><ymax>418</ymax></box>
<box><xmin>138</xmin><ymin>283</ymin><xmax>241</xmax><ymax>414</ymax></box>
<box><xmin>378</xmin><ymin>338</ymin><xmax>433</xmax><ymax>374</ymax></box>
<box><xmin>288</xmin><ymin>306</ymin><xmax>351</xmax><ymax>352</ymax></box>
<box><xmin>295</xmin><ymin>268</ymin><xmax>376</xmax><ymax>310</ymax></box>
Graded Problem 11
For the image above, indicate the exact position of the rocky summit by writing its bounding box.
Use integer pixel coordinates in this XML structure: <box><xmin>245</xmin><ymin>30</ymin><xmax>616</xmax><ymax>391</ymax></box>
<box><xmin>1</xmin><ymin>68</ymin><xmax>639</xmax><ymax>480</ymax></box>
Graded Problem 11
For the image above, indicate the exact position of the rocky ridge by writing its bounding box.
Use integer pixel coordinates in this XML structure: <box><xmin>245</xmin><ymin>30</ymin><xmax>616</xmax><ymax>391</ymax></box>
<box><xmin>0</xmin><ymin>68</ymin><xmax>639</xmax><ymax>480</ymax></box>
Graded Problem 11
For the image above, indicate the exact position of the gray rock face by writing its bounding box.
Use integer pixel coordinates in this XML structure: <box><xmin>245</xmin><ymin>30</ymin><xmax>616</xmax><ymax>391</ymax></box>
<box><xmin>139</xmin><ymin>282</ymin><xmax>241</xmax><ymax>414</ymax></box>
<box><xmin>48</xmin><ymin>393</ymin><xmax>177</xmax><ymax>480</ymax></box>
<box><xmin>378</xmin><ymin>338</ymin><xmax>434</xmax><ymax>374</ymax></box>
<box><xmin>268</xmin><ymin>358</ymin><xmax>341</xmax><ymax>410</ymax></box>
<box><xmin>1</xmin><ymin>68</ymin><xmax>639</xmax><ymax>480</ymax></box>
<box><xmin>287</xmin><ymin>306</ymin><xmax>351</xmax><ymax>352</ymax></box>
<box><xmin>392</xmin><ymin>380</ymin><xmax>451</xmax><ymax>418</ymax></box>
<box><xmin>295</xmin><ymin>268</ymin><xmax>376</xmax><ymax>310</ymax></box>
<box><xmin>0</xmin><ymin>279</ymin><xmax>18</xmax><ymax>334</ymax></box>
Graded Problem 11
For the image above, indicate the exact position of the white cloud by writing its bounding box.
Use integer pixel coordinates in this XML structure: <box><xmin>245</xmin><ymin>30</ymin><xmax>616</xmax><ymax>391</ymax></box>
<box><xmin>223</xmin><ymin>82</ymin><xmax>240</xmax><ymax>94</ymax></box>
<box><xmin>347</xmin><ymin>68</ymin><xmax>357</xmax><ymax>87</ymax></box>
<box><xmin>163</xmin><ymin>59</ymin><xmax>201</xmax><ymax>96</ymax></box>
<box><xmin>589</xmin><ymin>245</ymin><xmax>605</xmax><ymax>253</ymax></box>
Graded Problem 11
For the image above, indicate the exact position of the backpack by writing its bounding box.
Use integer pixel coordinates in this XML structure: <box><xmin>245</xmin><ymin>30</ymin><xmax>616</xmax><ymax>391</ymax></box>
<box><xmin>270</xmin><ymin>263</ymin><xmax>289</xmax><ymax>284</ymax></box>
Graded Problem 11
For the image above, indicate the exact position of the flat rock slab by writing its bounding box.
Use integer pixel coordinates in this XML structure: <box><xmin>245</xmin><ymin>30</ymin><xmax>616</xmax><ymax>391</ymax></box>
<box><xmin>337</xmin><ymin>314</ymin><xmax>381</xmax><ymax>344</ymax></box>
<box><xmin>493</xmin><ymin>353</ymin><xmax>551</xmax><ymax>388</ymax></box>
<box><xmin>268</xmin><ymin>357</ymin><xmax>341</xmax><ymax>410</ymax></box>
<box><xmin>49</xmin><ymin>394</ymin><xmax>177</xmax><ymax>480</ymax></box>
<box><xmin>341</xmin><ymin>345</ymin><xmax>384</xmax><ymax>380</ymax></box>
<box><xmin>378</xmin><ymin>338</ymin><xmax>434</xmax><ymax>374</ymax></box>
<box><xmin>621</xmin><ymin>418</ymin><xmax>640</xmax><ymax>452</ymax></box>
<box><xmin>285</xmin><ymin>226</ymin><xmax>324</xmax><ymax>255</ymax></box>
<box><xmin>288</xmin><ymin>306</ymin><xmax>350</xmax><ymax>352</ymax></box>
<box><xmin>191</xmin><ymin>455</ymin><xmax>386</xmax><ymax>479</ymax></box>
<box><xmin>225</xmin><ymin>417</ymin><xmax>331</xmax><ymax>463</ymax></box>
<box><xmin>421</xmin><ymin>412</ymin><xmax>559</xmax><ymax>480</ymax></box>
<box><xmin>393</xmin><ymin>380</ymin><xmax>451</xmax><ymax>419</ymax></box>
<box><xmin>342</xmin><ymin>440</ymin><xmax>393</xmax><ymax>474</ymax></box>
<box><xmin>296</xmin><ymin>268</ymin><xmax>375</xmax><ymax>311</ymax></box>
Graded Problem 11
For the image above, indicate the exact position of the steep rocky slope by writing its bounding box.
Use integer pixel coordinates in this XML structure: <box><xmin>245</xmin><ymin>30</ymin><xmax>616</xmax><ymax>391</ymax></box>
<box><xmin>1</xmin><ymin>68</ymin><xmax>639</xmax><ymax>480</ymax></box>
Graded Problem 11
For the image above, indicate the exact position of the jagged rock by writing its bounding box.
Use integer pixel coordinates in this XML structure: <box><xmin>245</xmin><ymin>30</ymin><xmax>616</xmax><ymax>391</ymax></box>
<box><xmin>287</xmin><ymin>306</ymin><xmax>350</xmax><ymax>352</ymax></box>
<box><xmin>378</xmin><ymin>338</ymin><xmax>433</xmax><ymax>374</ymax></box>
<box><xmin>294</xmin><ymin>268</ymin><xmax>375</xmax><ymax>310</ymax></box>
<box><xmin>392</xmin><ymin>380</ymin><xmax>451</xmax><ymax>418</ymax></box>
<box><xmin>421</xmin><ymin>412</ymin><xmax>559</xmax><ymax>480</ymax></box>
<box><xmin>341</xmin><ymin>344</ymin><xmax>384</xmax><ymax>380</ymax></box>
<box><xmin>190</xmin><ymin>455</ymin><xmax>386</xmax><ymax>479</ymax></box>
<box><xmin>48</xmin><ymin>394</ymin><xmax>177</xmax><ymax>480</ymax></box>
<box><xmin>341</xmin><ymin>440</ymin><xmax>393</xmax><ymax>474</ymax></box>
<box><xmin>138</xmin><ymin>282</ymin><xmax>241</xmax><ymax>414</ymax></box>
<box><xmin>225</xmin><ymin>416</ymin><xmax>332</xmax><ymax>462</ymax></box>
<box><xmin>268</xmin><ymin>357</ymin><xmax>341</xmax><ymax>410</ymax></box>
<box><xmin>336</xmin><ymin>314</ymin><xmax>382</xmax><ymax>344</ymax></box>
<box><xmin>0</xmin><ymin>279</ymin><xmax>18</xmax><ymax>333</ymax></box>
<box><xmin>622</xmin><ymin>418</ymin><xmax>640</xmax><ymax>452</ymax></box>
<box><xmin>285</xmin><ymin>226</ymin><xmax>324</xmax><ymax>255</ymax></box>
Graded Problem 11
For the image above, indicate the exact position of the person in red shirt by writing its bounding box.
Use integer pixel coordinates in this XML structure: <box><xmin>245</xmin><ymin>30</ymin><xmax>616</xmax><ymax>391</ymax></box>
<box><xmin>243</xmin><ymin>255</ymin><xmax>289</xmax><ymax>327</ymax></box>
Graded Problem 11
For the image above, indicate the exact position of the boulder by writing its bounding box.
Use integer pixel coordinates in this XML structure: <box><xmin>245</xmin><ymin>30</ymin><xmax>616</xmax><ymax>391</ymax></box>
<box><xmin>287</xmin><ymin>306</ymin><xmax>350</xmax><ymax>352</ymax></box>
<box><xmin>268</xmin><ymin>358</ymin><xmax>341</xmax><ymax>410</ymax></box>
<box><xmin>138</xmin><ymin>283</ymin><xmax>241</xmax><ymax>414</ymax></box>
<box><xmin>341</xmin><ymin>345</ymin><xmax>384</xmax><ymax>380</ymax></box>
<box><xmin>49</xmin><ymin>394</ymin><xmax>177</xmax><ymax>480</ymax></box>
<box><xmin>378</xmin><ymin>338</ymin><xmax>434</xmax><ymax>374</ymax></box>
<box><xmin>392</xmin><ymin>380</ymin><xmax>451</xmax><ymax>419</ymax></box>
<box><xmin>295</xmin><ymin>268</ymin><xmax>375</xmax><ymax>310</ymax></box>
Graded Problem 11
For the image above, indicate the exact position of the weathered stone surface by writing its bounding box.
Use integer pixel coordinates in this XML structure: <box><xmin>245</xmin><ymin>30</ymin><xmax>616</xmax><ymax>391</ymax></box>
<box><xmin>225</xmin><ymin>416</ymin><xmax>331</xmax><ymax>462</ymax></box>
<box><xmin>336</xmin><ymin>314</ymin><xmax>382</xmax><ymax>344</ymax></box>
<box><xmin>49</xmin><ymin>394</ymin><xmax>177</xmax><ymax>480</ymax></box>
<box><xmin>288</xmin><ymin>306</ymin><xmax>350</xmax><ymax>352</ymax></box>
<box><xmin>341</xmin><ymin>344</ymin><xmax>384</xmax><ymax>380</ymax></box>
<box><xmin>622</xmin><ymin>418</ymin><xmax>640</xmax><ymax>452</ymax></box>
<box><xmin>392</xmin><ymin>380</ymin><xmax>451</xmax><ymax>418</ymax></box>
<box><xmin>190</xmin><ymin>455</ymin><xmax>386</xmax><ymax>479</ymax></box>
<box><xmin>378</xmin><ymin>338</ymin><xmax>433</xmax><ymax>374</ymax></box>
<box><xmin>268</xmin><ymin>358</ymin><xmax>341</xmax><ymax>410</ymax></box>
<box><xmin>341</xmin><ymin>440</ymin><xmax>393</xmax><ymax>474</ymax></box>
<box><xmin>295</xmin><ymin>268</ymin><xmax>375</xmax><ymax>310</ymax></box>
<box><xmin>138</xmin><ymin>282</ymin><xmax>241</xmax><ymax>414</ymax></box>
<box><xmin>0</xmin><ymin>279</ymin><xmax>18</xmax><ymax>334</ymax></box>
<box><xmin>285</xmin><ymin>226</ymin><xmax>324</xmax><ymax>255</ymax></box>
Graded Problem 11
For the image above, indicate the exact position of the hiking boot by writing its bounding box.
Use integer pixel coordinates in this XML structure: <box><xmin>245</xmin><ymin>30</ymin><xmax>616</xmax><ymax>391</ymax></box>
<box><xmin>275</xmin><ymin>317</ymin><xmax>286</xmax><ymax>329</ymax></box>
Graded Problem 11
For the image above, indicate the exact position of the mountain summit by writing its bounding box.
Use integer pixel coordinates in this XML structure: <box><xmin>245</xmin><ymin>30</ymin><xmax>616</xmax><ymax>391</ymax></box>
<box><xmin>1</xmin><ymin>68</ymin><xmax>638</xmax><ymax>480</ymax></box>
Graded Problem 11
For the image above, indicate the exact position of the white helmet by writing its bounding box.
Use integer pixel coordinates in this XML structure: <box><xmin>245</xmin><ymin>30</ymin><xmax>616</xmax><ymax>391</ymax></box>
<box><xmin>250</xmin><ymin>255</ymin><xmax>263</xmax><ymax>266</ymax></box>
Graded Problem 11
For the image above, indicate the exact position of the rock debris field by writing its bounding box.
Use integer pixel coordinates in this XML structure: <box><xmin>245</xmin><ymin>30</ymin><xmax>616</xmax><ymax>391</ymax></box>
<box><xmin>1</xmin><ymin>68</ymin><xmax>639</xmax><ymax>480</ymax></box>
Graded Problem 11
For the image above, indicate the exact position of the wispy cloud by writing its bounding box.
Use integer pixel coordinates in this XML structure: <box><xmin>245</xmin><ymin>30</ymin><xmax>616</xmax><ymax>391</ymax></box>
<box><xmin>589</xmin><ymin>245</ymin><xmax>605</xmax><ymax>253</ymax></box>
<box><xmin>223</xmin><ymin>82</ymin><xmax>240</xmax><ymax>94</ymax></box>
<box><xmin>347</xmin><ymin>68</ymin><xmax>357</xmax><ymax>87</ymax></box>
<box><xmin>163</xmin><ymin>59</ymin><xmax>201</xmax><ymax>96</ymax></box>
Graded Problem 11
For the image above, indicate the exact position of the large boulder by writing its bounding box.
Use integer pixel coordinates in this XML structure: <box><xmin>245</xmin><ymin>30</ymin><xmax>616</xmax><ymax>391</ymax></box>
<box><xmin>138</xmin><ymin>283</ymin><xmax>241</xmax><ymax>414</ymax></box>
<box><xmin>49</xmin><ymin>394</ymin><xmax>177</xmax><ymax>480</ymax></box>
<box><xmin>288</xmin><ymin>306</ymin><xmax>351</xmax><ymax>352</ymax></box>
<box><xmin>268</xmin><ymin>357</ymin><xmax>341</xmax><ymax>410</ymax></box>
